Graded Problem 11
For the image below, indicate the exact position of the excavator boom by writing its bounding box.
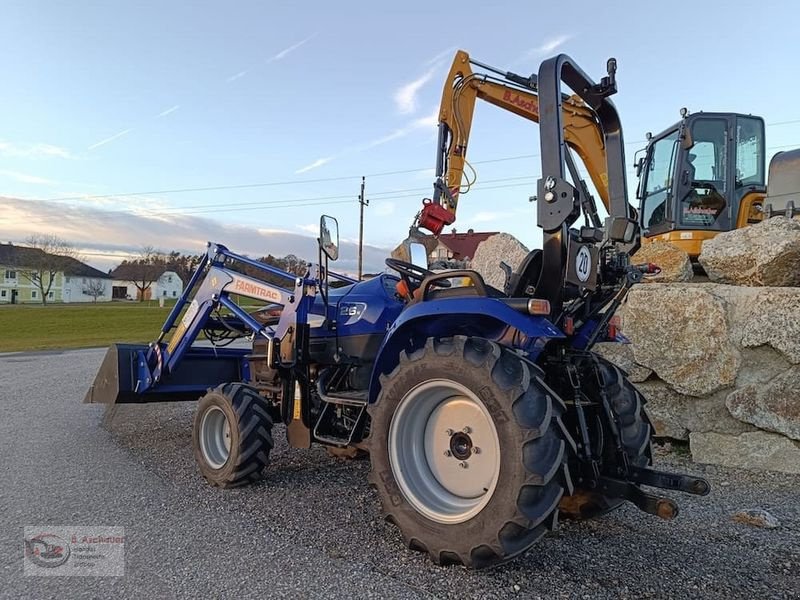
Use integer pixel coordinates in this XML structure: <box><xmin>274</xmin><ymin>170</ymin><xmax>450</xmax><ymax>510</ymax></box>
<box><xmin>415</xmin><ymin>50</ymin><xmax>612</xmax><ymax>235</ymax></box>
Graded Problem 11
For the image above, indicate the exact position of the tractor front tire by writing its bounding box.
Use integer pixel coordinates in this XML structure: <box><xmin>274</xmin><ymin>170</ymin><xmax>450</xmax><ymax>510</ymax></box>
<box><xmin>558</xmin><ymin>356</ymin><xmax>653</xmax><ymax>520</ymax></box>
<box><xmin>368</xmin><ymin>336</ymin><xmax>572</xmax><ymax>569</ymax></box>
<box><xmin>193</xmin><ymin>383</ymin><xmax>274</xmax><ymax>488</ymax></box>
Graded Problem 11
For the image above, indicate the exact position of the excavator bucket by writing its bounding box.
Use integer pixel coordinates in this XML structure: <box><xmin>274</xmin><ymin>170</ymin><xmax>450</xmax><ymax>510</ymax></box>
<box><xmin>83</xmin><ymin>344</ymin><xmax>143</xmax><ymax>405</ymax></box>
<box><xmin>392</xmin><ymin>226</ymin><xmax>438</xmax><ymax>262</ymax></box>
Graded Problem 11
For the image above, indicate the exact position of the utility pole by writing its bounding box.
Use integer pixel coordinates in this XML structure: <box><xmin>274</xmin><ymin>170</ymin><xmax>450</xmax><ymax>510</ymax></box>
<box><xmin>357</xmin><ymin>176</ymin><xmax>368</xmax><ymax>280</ymax></box>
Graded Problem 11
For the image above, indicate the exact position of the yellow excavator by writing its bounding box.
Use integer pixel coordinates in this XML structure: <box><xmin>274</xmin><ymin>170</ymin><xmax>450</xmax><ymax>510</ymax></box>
<box><xmin>636</xmin><ymin>110</ymin><xmax>799</xmax><ymax>257</ymax></box>
<box><xmin>410</xmin><ymin>49</ymin><xmax>624</xmax><ymax>240</ymax></box>
<box><xmin>407</xmin><ymin>50</ymin><xmax>799</xmax><ymax>261</ymax></box>
<box><xmin>637</xmin><ymin>110</ymin><xmax>766</xmax><ymax>255</ymax></box>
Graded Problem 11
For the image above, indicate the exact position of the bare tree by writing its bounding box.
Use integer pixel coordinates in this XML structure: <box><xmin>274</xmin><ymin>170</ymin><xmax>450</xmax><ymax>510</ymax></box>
<box><xmin>12</xmin><ymin>234</ymin><xmax>78</xmax><ymax>305</ymax></box>
<box><xmin>114</xmin><ymin>246</ymin><xmax>166</xmax><ymax>302</ymax></box>
<box><xmin>82</xmin><ymin>279</ymin><xmax>107</xmax><ymax>303</ymax></box>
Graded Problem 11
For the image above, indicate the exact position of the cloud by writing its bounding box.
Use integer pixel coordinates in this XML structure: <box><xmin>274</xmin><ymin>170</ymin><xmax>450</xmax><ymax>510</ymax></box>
<box><xmin>226</xmin><ymin>70</ymin><xmax>248</xmax><ymax>83</ymax></box>
<box><xmin>267</xmin><ymin>34</ymin><xmax>316</xmax><ymax>63</ymax></box>
<box><xmin>373</xmin><ymin>201</ymin><xmax>395</xmax><ymax>217</ymax></box>
<box><xmin>294</xmin><ymin>156</ymin><xmax>333</xmax><ymax>174</ymax></box>
<box><xmin>468</xmin><ymin>211</ymin><xmax>502</xmax><ymax>223</ymax></box>
<box><xmin>394</xmin><ymin>67</ymin><xmax>436</xmax><ymax>114</ymax></box>
<box><xmin>0</xmin><ymin>170</ymin><xmax>59</xmax><ymax>185</ymax></box>
<box><xmin>0</xmin><ymin>141</ymin><xmax>74</xmax><ymax>160</ymax></box>
<box><xmin>296</xmin><ymin>223</ymin><xmax>319</xmax><ymax>234</ymax></box>
<box><xmin>523</xmin><ymin>35</ymin><xmax>573</xmax><ymax>60</ymax></box>
<box><xmin>156</xmin><ymin>105</ymin><xmax>180</xmax><ymax>118</ymax></box>
<box><xmin>424</xmin><ymin>46</ymin><xmax>457</xmax><ymax>66</ymax></box>
<box><xmin>0</xmin><ymin>196</ymin><xmax>391</xmax><ymax>274</ymax></box>
<box><xmin>359</xmin><ymin>106</ymin><xmax>439</xmax><ymax>152</ymax></box>
<box><xmin>87</xmin><ymin>128</ymin><xmax>134</xmax><ymax>151</ymax></box>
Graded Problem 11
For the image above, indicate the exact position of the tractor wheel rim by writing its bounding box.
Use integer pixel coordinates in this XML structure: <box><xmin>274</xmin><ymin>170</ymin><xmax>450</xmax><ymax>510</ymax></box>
<box><xmin>200</xmin><ymin>406</ymin><xmax>232</xmax><ymax>469</ymax></box>
<box><xmin>388</xmin><ymin>379</ymin><xmax>501</xmax><ymax>524</ymax></box>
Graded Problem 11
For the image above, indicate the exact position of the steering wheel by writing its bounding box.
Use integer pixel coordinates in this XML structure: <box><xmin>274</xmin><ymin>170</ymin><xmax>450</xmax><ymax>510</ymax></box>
<box><xmin>385</xmin><ymin>258</ymin><xmax>451</xmax><ymax>288</ymax></box>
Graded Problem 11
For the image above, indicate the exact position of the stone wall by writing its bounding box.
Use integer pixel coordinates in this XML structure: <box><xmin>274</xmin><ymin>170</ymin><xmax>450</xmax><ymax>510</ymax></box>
<box><xmin>597</xmin><ymin>282</ymin><xmax>800</xmax><ymax>474</ymax></box>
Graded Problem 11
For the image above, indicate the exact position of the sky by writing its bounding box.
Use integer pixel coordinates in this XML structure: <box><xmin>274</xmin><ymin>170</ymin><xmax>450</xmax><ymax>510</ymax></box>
<box><xmin>1</xmin><ymin>0</ymin><xmax>799</xmax><ymax>273</ymax></box>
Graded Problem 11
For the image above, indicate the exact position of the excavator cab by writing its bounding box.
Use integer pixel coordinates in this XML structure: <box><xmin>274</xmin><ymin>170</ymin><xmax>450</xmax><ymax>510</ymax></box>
<box><xmin>637</xmin><ymin>111</ymin><xmax>766</xmax><ymax>257</ymax></box>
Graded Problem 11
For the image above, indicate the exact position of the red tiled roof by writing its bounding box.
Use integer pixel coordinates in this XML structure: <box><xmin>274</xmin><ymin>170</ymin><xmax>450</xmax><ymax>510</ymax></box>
<box><xmin>436</xmin><ymin>230</ymin><xmax>498</xmax><ymax>260</ymax></box>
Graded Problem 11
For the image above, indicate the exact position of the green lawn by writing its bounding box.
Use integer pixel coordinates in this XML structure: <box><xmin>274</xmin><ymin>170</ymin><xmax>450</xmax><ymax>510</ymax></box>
<box><xmin>0</xmin><ymin>301</ymin><xmax>181</xmax><ymax>352</ymax></box>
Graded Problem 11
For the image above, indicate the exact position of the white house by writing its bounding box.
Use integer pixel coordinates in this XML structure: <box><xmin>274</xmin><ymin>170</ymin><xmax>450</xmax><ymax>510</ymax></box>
<box><xmin>110</xmin><ymin>269</ymin><xmax>183</xmax><ymax>301</ymax></box>
<box><xmin>0</xmin><ymin>243</ymin><xmax>112</xmax><ymax>303</ymax></box>
<box><xmin>62</xmin><ymin>261</ymin><xmax>113</xmax><ymax>303</ymax></box>
<box><xmin>153</xmin><ymin>271</ymin><xmax>183</xmax><ymax>299</ymax></box>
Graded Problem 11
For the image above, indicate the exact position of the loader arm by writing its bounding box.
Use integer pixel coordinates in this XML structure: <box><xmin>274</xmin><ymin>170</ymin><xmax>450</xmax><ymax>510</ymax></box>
<box><xmin>84</xmin><ymin>242</ymin><xmax>319</xmax><ymax>405</ymax></box>
<box><xmin>418</xmin><ymin>50</ymin><xmax>610</xmax><ymax>235</ymax></box>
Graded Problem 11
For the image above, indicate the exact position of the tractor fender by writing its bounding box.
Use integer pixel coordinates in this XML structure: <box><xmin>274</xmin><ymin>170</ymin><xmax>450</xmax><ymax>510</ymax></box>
<box><xmin>368</xmin><ymin>297</ymin><xmax>564</xmax><ymax>403</ymax></box>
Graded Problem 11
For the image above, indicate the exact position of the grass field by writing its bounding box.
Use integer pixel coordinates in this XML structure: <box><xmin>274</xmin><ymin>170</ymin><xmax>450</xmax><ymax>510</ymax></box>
<box><xmin>0</xmin><ymin>301</ymin><xmax>181</xmax><ymax>352</ymax></box>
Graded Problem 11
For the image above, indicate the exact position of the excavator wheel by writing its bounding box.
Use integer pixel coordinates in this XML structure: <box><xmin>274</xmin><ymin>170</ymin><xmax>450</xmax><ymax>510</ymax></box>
<box><xmin>368</xmin><ymin>336</ymin><xmax>573</xmax><ymax>569</ymax></box>
<box><xmin>558</xmin><ymin>356</ymin><xmax>653</xmax><ymax>520</ymax></box>
<box><xmin>193</xmin><ymin>383</ymin><xmax>274</xmax><ymax>488</ymax></box>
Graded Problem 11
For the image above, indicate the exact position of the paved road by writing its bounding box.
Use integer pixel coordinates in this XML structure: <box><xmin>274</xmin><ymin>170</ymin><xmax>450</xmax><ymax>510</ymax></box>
<box><xmin>1</xmin><ymin>348</ymin><xmax>798</xmax><ymax>599</ymax></box>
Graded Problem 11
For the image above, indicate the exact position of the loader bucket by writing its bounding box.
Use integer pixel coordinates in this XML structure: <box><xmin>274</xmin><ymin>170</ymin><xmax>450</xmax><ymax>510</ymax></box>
<box><xmin>84</xmin><ymin>343</ymin><xmax>249</xmax><ymax>405</ymax></box>
<box><xmin>83</xmin><ymin>344</ymin><xmax>143</xmax><ymax>405</ymax></box>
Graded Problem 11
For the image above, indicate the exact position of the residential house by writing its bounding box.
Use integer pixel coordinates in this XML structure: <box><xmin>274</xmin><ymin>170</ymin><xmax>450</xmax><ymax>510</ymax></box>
<box><xmin>427</xmin><ymin>229</ymin><xmax>499</xmax><ymax>265</ymax></box>
<box><xmin>61</xmin><ymin>257</ymin><xmax>113</xmax><ymax>303</ymax></box>
<box><xmin>0</xmin><ymin>242</ymin><xmax>112</xmax><ymax>303</ymax></box>
<box><xmin>110</xmin><ymin>266</ymin><xmax>184</xmax><ymax>301</ymax></box>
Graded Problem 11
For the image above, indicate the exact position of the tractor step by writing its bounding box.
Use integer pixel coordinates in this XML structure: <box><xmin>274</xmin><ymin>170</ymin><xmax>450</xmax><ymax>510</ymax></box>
<box><xmin>323</xmin><ymin>390</ymin><xmax>367</xmax><ymax>406</ymax></box>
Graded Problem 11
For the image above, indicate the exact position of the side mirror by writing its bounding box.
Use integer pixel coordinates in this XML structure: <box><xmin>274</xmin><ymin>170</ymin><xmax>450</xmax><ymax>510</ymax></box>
<box><xmin>319</xmin><ymin>215</ymin><xmax>339</xmax><ymax>261</ymax></box>
<box><xmin>605</xmin><ymin>216</ymin><xmax>638</xmax><ymax>244</ymax></box>
<box><xmin>408</xmin><ymin>242</ymin><xmax>428</xmax><ymax>269</ymax></box>
<box><xmin>634</xmin><ymin>155</ymin><xmax>645</xmax><ymax>178</ymax></box>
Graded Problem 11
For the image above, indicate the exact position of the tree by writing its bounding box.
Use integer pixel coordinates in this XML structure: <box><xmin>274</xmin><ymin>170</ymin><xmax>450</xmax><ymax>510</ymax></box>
<box><xmin>82</xmin><ymin>279</ymin><xmax>107</xmax><ymax>303</ymax></box>
<box><xmin>113</xmin><ymin>246</ymin><xmax>166</xmax><ymax>302</ymax></box>
<box><xmin>12</xmin><ymin>234</ymin><xmax>79</xmax><ymax>305</ymax></box>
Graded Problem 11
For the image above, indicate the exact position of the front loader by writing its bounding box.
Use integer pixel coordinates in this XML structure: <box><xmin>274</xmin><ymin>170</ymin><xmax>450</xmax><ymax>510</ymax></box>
<box><xmin>85</xmin><ymin>51</ymin><xmax>709</xmax><ymax>569</ymax></box>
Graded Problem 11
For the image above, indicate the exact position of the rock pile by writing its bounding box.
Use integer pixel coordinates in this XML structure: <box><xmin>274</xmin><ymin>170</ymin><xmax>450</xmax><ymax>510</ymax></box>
<box><xmin>601</xmin><ymin>218</ymin><xmax>800</xmax><ymax>474</ymax></box>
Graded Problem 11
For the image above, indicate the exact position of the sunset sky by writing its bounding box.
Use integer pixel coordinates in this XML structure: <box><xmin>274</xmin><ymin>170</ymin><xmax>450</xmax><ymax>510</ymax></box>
<box><xmin>1</xmin><ymin>0</ymin><xmax>799</xmax><ymax>272</ymax></box>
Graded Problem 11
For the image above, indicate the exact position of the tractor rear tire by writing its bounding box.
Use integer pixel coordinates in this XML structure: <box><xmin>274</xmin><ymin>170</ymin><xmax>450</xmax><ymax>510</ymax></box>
<box><xmin>558</xmin><ymin>356</ymin><xmax>653</xmax><ymax>520</ymax></box>
<box><xmin>368</xmin><ymin>336</ymin><xmax>572</xmax><ymax>569</ymax></box>
<box><xmin>193</xmin><ymin>383</ymin><xmax>274</xmax><ymax>488</ymax></box>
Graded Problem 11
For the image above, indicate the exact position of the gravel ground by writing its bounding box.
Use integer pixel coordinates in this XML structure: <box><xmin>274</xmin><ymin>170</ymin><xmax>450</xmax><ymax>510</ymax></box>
<box><xmin>1</xmin><ymin>348</ymin><xmax>798</xmax><ymax>599</ymax></box>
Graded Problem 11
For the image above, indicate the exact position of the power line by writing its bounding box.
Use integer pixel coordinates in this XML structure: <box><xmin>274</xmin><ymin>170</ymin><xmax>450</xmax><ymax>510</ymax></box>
<box><xmin>0</xmin><ymin>180</ymin><xmax>544</xmax><ymax>228</ymax></box>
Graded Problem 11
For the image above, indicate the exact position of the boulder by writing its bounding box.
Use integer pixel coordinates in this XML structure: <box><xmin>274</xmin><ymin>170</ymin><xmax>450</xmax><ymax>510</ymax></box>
<box><xmin>623</xmin><ymin>284</ymin><xmax>740</xmax><ymax>396</ymax></box>
<box><xmin>689</xmin><ymin>431</ymin><xmax>800</xmax><ymax>474</ymax></box>
<box><xmin>470</xmin><ymin>233</ymin><xmax>529</xmax><ymax>290</ymax></box>
<box><xmin>698</xmin><ymin>217</ymin><xmax>800</xmax><ymax>286</ymax></box>
<box><xmin>593</xmin><ymin>342</ymin><xmax>652</xmax><ymax>383</ymax></box>
<box><xmin>632</xmin><ymin>241</ymin><xmax>693</xmax><ymax>283</ymax></box>
<box><xmin>635</xmin><ymin>381</ymin><xmax>691</xmax><ymax>440</ymax></box>
<box><xmin>731</xmin><ymin>509</ymin><xmax>781</xmax><ymax>529</ymax></box>
<box><xmin>726</xmin><ymin>367</ymin><xmax>800</xmax><ymax>441</ymax></box>
<box><xmin>736</xmin><ymin>289</ymin><xmax>800</xmax><ymax>364</ymax></box>
<box><xmin>635</xmin><ymin>381</ymin><xmax>755</xmax><ymax>440</ymax></box>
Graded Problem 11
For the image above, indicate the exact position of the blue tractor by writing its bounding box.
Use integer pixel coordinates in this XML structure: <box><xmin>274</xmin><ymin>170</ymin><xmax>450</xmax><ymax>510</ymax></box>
<box><xmin>85</xmin><ymin>53</ymin><xmax>709</xmax><ymax>569</ymax></box>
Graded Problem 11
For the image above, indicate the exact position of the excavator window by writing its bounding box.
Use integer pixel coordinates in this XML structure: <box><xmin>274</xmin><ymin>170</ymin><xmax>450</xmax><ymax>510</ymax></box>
<box><xmin>735</xmin><ymin>116</ymin><xmax>765</xmax><ymax>188</ymax></box>
<box><xmin>640</xmin><ymin>129</ymin><xmax>680</xmax><ymax>230</ymax></box>
<box><xmin>679</xmin><ymin>118</ymin><xmax>728</xmax><ymax>227</ymax></box>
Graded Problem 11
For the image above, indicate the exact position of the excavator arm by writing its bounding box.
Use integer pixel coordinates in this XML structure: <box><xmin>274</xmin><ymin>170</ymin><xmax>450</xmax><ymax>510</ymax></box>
<box><xmin>416</xmin><ymin>50</ymin><xmax>611</xmax><ymax>235</ymax></box>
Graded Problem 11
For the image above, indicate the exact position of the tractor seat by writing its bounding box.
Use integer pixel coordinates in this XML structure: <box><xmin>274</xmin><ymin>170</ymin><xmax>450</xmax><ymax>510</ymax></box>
<box><xmin>415</xmin><ymin>269</ymin><xmax>505</xmax><ymax>303</ymax></box>
<box><xmin>504</xmin><ymin>249</ymin><xmax>543</xmax><ymax>297</ymax></box>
